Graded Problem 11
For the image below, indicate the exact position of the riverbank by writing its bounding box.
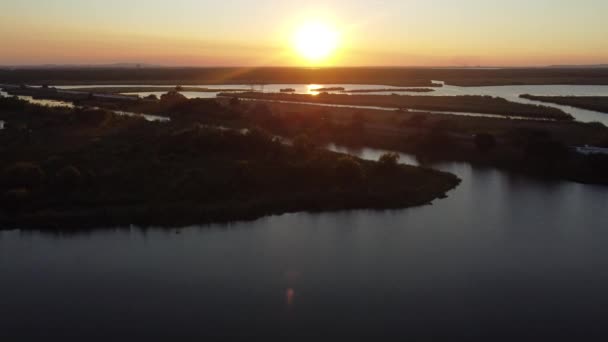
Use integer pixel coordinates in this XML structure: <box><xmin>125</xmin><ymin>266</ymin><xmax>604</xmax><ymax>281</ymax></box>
<box><xmin>0</xmin><ymin>97</ymin><xmax>460</xmax><ymax>229</ymax></box>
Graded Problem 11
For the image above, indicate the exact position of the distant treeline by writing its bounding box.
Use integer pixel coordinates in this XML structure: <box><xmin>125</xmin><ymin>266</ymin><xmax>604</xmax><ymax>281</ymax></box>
<box><xmin>521</xmin><ymin>95</ymin><xmax>608</xmax><ymax>114</ymax></box>
<box><xmin>3</xmin><ymin>67</ymin><xmax>608</xmax><ymax>87</ymax></box>
<box><xmin>65</xmin><ymin>86</ymin><xmax>249</xmax><ymax>93</ymax></box>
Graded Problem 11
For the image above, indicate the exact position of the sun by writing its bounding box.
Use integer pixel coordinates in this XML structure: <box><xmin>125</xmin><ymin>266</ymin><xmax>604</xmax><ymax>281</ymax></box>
<box><xmin>293</xmin><ymin>22</ymin><xmax>340</xmax><ymax>63</ymax></box>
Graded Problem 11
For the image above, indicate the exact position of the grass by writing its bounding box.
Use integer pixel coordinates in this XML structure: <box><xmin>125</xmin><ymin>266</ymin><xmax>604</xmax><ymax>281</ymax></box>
<box><xmin>521</xmin><ymin>95</ymin><xmax>608</xmax><ymax>114</ymax></box>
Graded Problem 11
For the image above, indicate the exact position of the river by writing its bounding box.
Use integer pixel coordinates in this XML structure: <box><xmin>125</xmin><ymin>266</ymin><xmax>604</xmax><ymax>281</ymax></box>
<box><xmin>1</xmin><ymin>145</ymin><xmax>607</xmax><ymax>340</ymax></box>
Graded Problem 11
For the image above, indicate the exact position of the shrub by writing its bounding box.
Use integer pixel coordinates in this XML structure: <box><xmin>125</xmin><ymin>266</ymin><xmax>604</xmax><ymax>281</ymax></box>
<box><xmin>229</xmin><ymin>97</ymin><xmax>241</xmax><ymax>106</ymax></box>
<box><xmin>2</xmin><ymin>188</ymin><xmax>30</xmax><ymax>210</ymax></box>
<box><xmin>160</xmin><ymin>90</ymin><xmax>187</xmax><ymax>104</ymax></box>
<box><xmin>55</xmin><ymin>166</ymin><xmax>83</xmax><ymax>188</ymax></box>
<box><xmin>2</xmin><ymin>162</ymin><xmax>46</xmax><ymax>188</ymax></box>
<box><xmin>292</xmin><ymin>134</ymin><xmax>317</xmax><ymax>155</ymax></box>
<box><xmin>379</xmin><ymin>152</ymin><xmax>400</xmax><ymax>169</ymax></box>
<box><xmin>334</xmin><ymin>157</ymin><xmax>364</xmax><ymax>183</ymax></box>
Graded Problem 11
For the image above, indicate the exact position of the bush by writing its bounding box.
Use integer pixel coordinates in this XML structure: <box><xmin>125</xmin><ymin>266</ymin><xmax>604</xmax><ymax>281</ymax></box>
<box><xmin>379</xmin><ymin>152</ymin><xmax>400</xmax><ymax>169</ymax></box>
<box><xmin>55</xmin><ymin>166</ymin><xmax>83</xmax><ymax>188</ymax></box>
<box><xmin>2</xmin><ymin>188</ymin><xmax>30</xmax><ymax>210</ymax></box>
<box><xmin>229</xmin><ymin>97</ymin><xmax>241</xmax><ymax>106</ymax></box>
<box><xmin>2</xmin><ymin>162</ymin><xmax>46</xmax><ymax>188</ymax></box>
<box><xmin>334</xmin><ymin>157</ymin><xmax>365</xmax><ymax>183</ymax></box>
<box><xmin>292</xmin><ymin>134</ymin><xmax>317</xmax><ymax>155</ymax></box>
<box><xmin>160</xmin><ymin>90</ymin><xmax>187</xmax><ymax>104</ymax></box>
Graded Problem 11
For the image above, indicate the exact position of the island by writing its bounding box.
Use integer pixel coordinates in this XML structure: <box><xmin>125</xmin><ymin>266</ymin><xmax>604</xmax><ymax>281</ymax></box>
<box><xmin>0</xmin><ymin>96</ymin><xmax>460</xmax><ymax>229</ymax></box>
<box><xmin>520</xmin><ymin>95</ymin><xmax>608</xmax><ymax>114</ymax></box>
<box><xmin>344</xmin><ymin>88</ymin><xmax>435</xmax><ymax>93</ymax></box>
<box><xmin>218</xmin><ymin>92</ymin><xmax>573</xmax><ymax>120</ymax></box>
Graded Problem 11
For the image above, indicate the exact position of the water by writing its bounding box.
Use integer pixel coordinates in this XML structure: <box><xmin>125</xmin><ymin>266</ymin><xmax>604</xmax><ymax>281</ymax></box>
<box><xmin>1</xmin><ymin>146</ymin><xmax>608</xmax><ymax>340</ymax></box>
<box><xmin>58</xmin><ymin>82</ymin><xmax>608</xmax><ymax>125</ymax></box>
<box><xmin>16</xmin><ymin>95</ymin><xmax>75</xmax><ymax>108</ymax></box>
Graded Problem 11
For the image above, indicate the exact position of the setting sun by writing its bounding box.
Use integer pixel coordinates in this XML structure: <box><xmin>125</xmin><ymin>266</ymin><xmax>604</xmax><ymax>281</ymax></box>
<box><xmin>293</xmin><ymin>22</ymin><xmax>340</xmax><ymax>63</ymax></box>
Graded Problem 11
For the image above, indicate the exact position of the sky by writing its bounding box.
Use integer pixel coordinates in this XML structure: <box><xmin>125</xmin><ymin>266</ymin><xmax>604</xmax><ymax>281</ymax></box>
<box><xmin>1</xmin><ymin>0</ymin><xmax>607</xmax><ymax>67</ymax></box>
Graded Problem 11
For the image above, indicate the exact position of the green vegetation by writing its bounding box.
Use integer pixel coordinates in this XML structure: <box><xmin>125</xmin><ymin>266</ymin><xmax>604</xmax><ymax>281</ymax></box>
<box><xmin>521</xmin><ymin>95</ymin><xmax>608</xmax><ymax>114</ymax></box>
<box><xmin>232</xmin><ymin>100</ymin><xmax>608</xmax><ymax>185</ymax></box>
<box><xmin>220</xmin><ymin>92</ymin><xmax>573</xmax><ymax>120</ymax></box>
<box><xmin>0</xmin><ymin>96</ymin><xmax>460</xmax><ymax>229</ymax></box>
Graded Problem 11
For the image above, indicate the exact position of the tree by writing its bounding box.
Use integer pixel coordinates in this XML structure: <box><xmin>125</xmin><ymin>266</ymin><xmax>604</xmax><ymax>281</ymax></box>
<box><xmin>160</xmin><ymin>90</ymin><xmax>187</xmax><ymax>104</ymax></box>
<box><xmin>379</xmin><ymin>152</ymin><xmax>400</xmax><ymax>168</ymax></box>
<box><xmin>292</xmin><ymin>134</ymin><xmax>317</xmax><ymax>156</ymax></box>
<box><xmin>2</xmin><ymin>162</ymin><xmax>46</xmax><ymax>188</ymax></box>
<box><xmin>55</xmin><ymin>165</ymin><xmax>83</xmax><ymax>188</ymax></box>
<box><xmin>229</xmin><ymin>96</ymin><xmax>241</xmax><ymax>106</ymax></box>
<box><xmin>2</xmin><ymin>188</ymin><xmax>30</xmax><ymax>211</ymax></box>
<box><xmin>335</xmin><ymin>157</ymin><xmax>364</xmax><ymax>183</ymax></box>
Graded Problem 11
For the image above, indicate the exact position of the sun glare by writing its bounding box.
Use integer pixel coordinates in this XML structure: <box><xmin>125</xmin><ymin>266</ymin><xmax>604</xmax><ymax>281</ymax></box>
<box><xmin>293</xmin><ymin>22</ymin><xmax>340</xmax><ymax>63</ymax></box>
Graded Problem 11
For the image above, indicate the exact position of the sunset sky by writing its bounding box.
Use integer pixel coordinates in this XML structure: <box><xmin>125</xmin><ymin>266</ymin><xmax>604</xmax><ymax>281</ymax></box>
<box><xmin>1</xmin><ymin>0</ymin><xmax>607</xmax><ymax>67</ymax></box>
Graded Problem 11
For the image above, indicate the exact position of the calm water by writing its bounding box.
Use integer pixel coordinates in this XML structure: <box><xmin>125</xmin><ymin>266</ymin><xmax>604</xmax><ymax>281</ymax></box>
<box><xmin>1</xmin><ymin>146</ymin><xmax>608</xmax><ymax>340</ymax></box>
<box><xmin>58</xmin><ymin>82</ymin><xmax>608</xmax><ymax>125</ymax></box>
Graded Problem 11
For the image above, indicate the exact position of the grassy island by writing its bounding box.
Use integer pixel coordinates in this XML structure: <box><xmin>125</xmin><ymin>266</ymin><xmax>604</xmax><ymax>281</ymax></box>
<box><xmin>0</xmin><ymin>96</ymin><xmax>460</xmax><ymax>229</ymax></box>
<box><xmin>344</xmin><ymin>88</ymin><xmax>435</xmax><ymax>93</ymax></box>
<box><xmin>219</xmin><ymin>92</ymin><xmax>573</xmax><ymax>120</ymax></box>
<box><xmin>521</xmin><ymin>95</ymin><xmax>608</xmax><ymax>114</ymax></box>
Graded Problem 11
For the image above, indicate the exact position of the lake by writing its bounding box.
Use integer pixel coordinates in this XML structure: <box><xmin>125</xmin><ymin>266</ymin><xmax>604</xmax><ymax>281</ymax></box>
<box><xmin>57</xmin><ymin>82</ymin><xmax>608</xmax><ymax>125</ymax></box>
<box><xmin>1</xmin><ymin>146</ymin><xmax>607</xmax><ymax>340</ymax></box>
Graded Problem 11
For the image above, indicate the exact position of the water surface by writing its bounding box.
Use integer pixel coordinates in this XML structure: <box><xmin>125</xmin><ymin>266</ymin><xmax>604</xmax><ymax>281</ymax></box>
<box><xmin>1</xmin><ymin>146</ymin><xmax>607</xmax><ymax>340</ymax></box>
<box><xmin>58</xmin><ymin>83</ymin><xmax>608</xmax><ymax>125</ymax></box>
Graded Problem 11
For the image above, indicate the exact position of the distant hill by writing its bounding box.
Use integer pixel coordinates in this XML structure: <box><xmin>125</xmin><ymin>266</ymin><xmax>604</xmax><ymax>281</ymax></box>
<box><xmin>0</xmin><ymin>63</ymin><xmax>164</xmax><ymax>70</ymax></box>
<box><xmin>546</xmin><ymin>64</ymin><xmax>608</xmax><ymax>69</ymax></box>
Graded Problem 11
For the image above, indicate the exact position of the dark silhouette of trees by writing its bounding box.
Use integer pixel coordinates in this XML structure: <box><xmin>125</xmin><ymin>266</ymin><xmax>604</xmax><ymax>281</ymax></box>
<box><xmin>160</xmin><ymin>90</ymin><xmax>187</xmax><ymax>104</ymax></box>
<box><xmin>293</xmin><ymin>134</ymin><xmax>317</xmax><ymax>156</ymax></box>
<box><xmin>335</xmin><ymin>157</ymin><xmax>365</xmax><ymax>183</ymax></box>
<box><xmin>2</xmin><ymin>162</ymin><xmax>46</xmax><ymax>188</ymax></box>
<box><xmin>474</xmin><ymin>133</ymin><xmax>497</xmax><ymax>152</ymax></box>
<box><xmin>55</xmin><ymin>166</ymin><xmax>83</xmax><ymax>188</ymax></box>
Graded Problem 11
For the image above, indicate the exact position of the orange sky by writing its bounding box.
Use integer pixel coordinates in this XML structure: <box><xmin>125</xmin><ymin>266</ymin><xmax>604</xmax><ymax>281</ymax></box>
<box><xmin>1</xmin><ymin>0</ymin><xmax>607</xmax><ymax>67</ymax></box>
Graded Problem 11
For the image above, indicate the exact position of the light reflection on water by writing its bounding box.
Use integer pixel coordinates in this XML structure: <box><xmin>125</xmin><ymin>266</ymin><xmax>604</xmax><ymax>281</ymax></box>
<box><xmin>57</xmin><ymin>82</ymin><xmax>608</xmax><ymax>124</ymax></box>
